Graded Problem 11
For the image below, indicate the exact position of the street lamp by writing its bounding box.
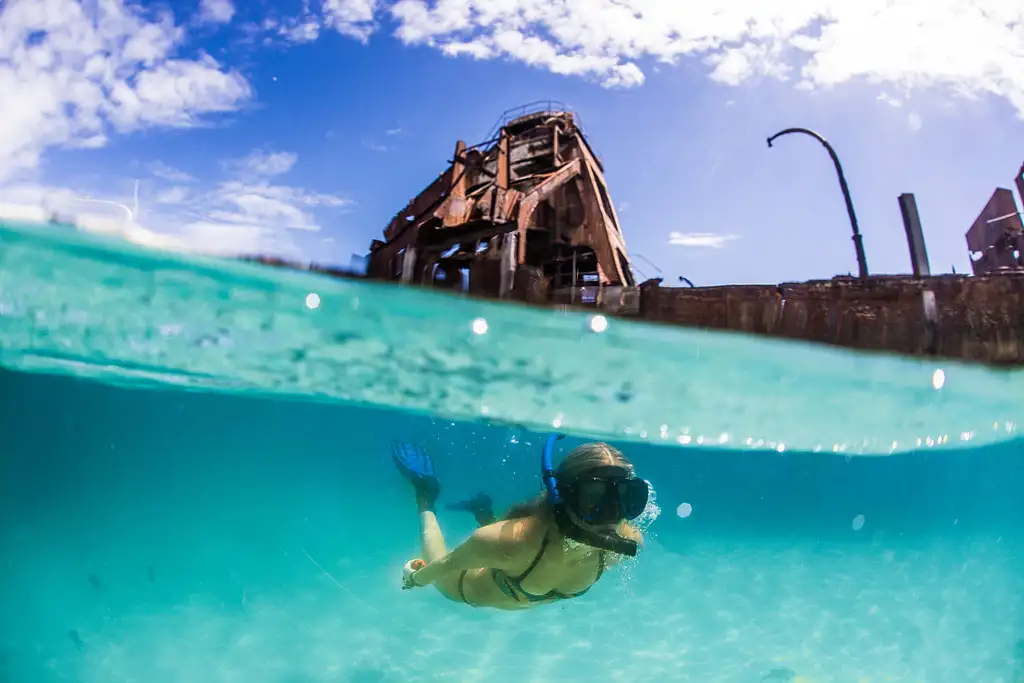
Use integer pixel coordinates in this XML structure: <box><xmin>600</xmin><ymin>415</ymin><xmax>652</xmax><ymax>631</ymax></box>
<box><xmin>74</xmin><ymin>196</ymin><xmax>134</xmax><ymax>224</ymax></box>
<box><xmin>767</xmin><ymin>128</ymin><xmax>869</xmax><ymax>279</ymax></box>
<box><xmin>72</xmin><ymin>181</ymin><xmax>140</xmax><ymax>228</ymax></box>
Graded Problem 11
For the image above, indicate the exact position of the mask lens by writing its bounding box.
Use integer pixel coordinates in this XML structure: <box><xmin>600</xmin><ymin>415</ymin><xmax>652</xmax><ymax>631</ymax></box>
<box><xmin>575</xmin><ymin>479</ymin><xmax>613</xmax><ymax>516</ymax></box>
<box><xmin>617</xmin><ymin>479</ymin><xmax>649</xmax><ymax>520</ymax></box>
<box><xmin>565</xmin><ymin>470</ymin><xmax>647</xmax><ymax>523</ymax></box>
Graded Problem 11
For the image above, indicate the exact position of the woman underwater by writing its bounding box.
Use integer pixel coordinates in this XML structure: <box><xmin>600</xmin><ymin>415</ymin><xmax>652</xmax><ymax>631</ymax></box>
<box><xmin>395</xmin><ymin>435</ymin><xmax>649</xmax><ymax>610</ymax></box>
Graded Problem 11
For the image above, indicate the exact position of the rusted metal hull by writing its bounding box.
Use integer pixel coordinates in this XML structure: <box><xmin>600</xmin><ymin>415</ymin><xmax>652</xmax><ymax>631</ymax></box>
<box><xmin>637</xmin><ymin>275</ymin><xmax>1024</xmax><ymax>365</ymax></box>
<box><xmin>237</xmin><ymin>252</ymin><xmax>1024</xmax><ymax>365</ymax></box>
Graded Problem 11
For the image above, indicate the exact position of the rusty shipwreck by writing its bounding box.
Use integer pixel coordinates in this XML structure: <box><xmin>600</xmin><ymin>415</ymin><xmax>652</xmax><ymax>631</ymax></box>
<box><xmin>364</xmin><ymin>103</ymin><xmax>638</xmax><ymax>313</ymax></box>
<box><xmin>240</xmin><ymin>106</ymin><xmax>1024</xmax><ymax>365</ymax></box>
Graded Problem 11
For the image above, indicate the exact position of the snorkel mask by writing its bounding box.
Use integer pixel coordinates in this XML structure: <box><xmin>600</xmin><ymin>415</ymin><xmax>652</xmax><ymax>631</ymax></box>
<box><xmin>541</xmin><ymin>434</ymin><xmax>649</xmax><ymax>557</ymax></box>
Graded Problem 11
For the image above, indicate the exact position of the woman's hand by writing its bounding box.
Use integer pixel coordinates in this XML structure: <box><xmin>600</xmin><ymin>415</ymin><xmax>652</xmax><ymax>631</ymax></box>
<box><xmin>402</xmin><ymin>559</ymin><xmax>428</xmax><ymax>590</ymax></box>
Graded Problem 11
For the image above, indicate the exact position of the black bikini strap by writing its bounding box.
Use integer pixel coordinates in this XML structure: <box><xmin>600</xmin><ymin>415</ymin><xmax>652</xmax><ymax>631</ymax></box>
<box><xmin>512</xmin><ymin>531</ymin><xmax>550</xmax><ymax>582</ymax></box>
<box><xmin>458</xmin><ymin>570</ymin><xmax>474</xmax><ymax>606</ymax></box>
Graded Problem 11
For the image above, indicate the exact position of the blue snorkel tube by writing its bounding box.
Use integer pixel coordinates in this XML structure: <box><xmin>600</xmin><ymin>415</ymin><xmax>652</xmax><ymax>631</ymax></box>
<box><xmin>541</xmin><ymin>434</ymin><xmax>565</xmax><ymax>506</ymax></box>
<box><xmin>540</xmin><ymin>433</ymin><xmax>640</xmax><ymax>557</ymax></box>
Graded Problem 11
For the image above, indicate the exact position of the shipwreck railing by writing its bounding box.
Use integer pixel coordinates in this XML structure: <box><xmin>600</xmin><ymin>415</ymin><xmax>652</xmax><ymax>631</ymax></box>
<box><xmin>479</xmin><ymin>100</ymin><xmax>603</xmax><ymax>167</ymax></box>
<box><xmin>551</xmin><ymin>285</ymin><xmax>640</xmax><ymax>315</ymax></box>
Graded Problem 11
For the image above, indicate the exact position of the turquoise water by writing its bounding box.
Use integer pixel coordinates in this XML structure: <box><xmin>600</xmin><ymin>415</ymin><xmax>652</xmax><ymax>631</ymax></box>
<box><xmin>1</xmin><ymin>219</ymin><xmax>1023</xmax><ymax>683</ymax></box>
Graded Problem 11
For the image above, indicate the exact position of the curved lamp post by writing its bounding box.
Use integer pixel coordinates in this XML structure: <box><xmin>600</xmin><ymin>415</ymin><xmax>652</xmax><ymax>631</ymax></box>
<box><xmin>767</xmin><ymin>128</ymin><xmax>869</xmax><ymax>279</ymax></box>
<box><xmin>73</xmin><ymin>196</ymin><xmax>134</xmax><ymax>224</ymax></box>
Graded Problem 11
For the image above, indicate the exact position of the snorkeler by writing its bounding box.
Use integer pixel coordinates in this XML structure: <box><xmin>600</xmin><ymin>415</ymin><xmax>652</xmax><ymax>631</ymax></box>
<box><xmin>393</xmin><ymin>435</ymin><xmax>648</xmax><ymax>610</ymax></box>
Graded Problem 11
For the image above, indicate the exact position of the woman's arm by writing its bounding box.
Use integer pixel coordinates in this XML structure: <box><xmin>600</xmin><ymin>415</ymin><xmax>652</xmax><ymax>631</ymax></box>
<box><xmin>411</xmin><ymin>521</ymin><xmax>522</xmax><ymax>586</ymax></box>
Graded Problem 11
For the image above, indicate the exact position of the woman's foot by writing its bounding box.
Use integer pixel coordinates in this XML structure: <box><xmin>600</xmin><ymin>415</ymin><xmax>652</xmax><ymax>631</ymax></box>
<box><xmin>447</xmin><ymin>494</ymin><xmax>496</xmax><ymax>526</ymax></box>
<box><xmin>391</xmin><ymin>441</ymin><xmax>440</xmax><ymax>511</ymax></box>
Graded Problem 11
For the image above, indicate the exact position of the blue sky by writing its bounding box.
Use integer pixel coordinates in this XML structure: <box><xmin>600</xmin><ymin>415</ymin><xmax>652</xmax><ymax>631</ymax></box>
<box><xmin>1</xmin><ymin>0</ymin><xmax>1023</xmax><ymax>286</ymax></box>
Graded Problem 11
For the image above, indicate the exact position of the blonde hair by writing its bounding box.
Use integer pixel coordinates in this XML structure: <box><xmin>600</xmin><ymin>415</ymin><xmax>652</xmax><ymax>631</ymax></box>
<box><xmin>555</xmin><ymin>442</ymin><xmax>633</xmax><ymax>480</ymax></box>
<box><xmin>503</xmin><ymin>442</ymin><xmax>634</xmax><ymax>520</ymax></box>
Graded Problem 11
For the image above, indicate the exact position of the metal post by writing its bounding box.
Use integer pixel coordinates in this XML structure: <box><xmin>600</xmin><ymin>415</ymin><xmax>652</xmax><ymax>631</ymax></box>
<box><xmin>400</xmin><ymin>247</ymin><xmax>417</xmax><ymax>284</ymax></box>
<box><xmin>499</xmin><ymin>233</ymin><xmax>517</xmax><ymax>298</ymax></box>
<box><xmin>898</xmin><ymin>193</ymin><xmax>931</xmax><ymax>277</ymax></box>
<box><xmin>921</xmin><ymin>289</ymin><xmax>938</xmax><ymax>355</ymax></box>
<box><xmin>767</xmin><ymin>127</ymin><xmax>869</xmax><ymax>279</ymax></box>
<box><xmin>896</xmin><ymin>192</ymin><xmax>938</xmax><ymax>353</ymax></box>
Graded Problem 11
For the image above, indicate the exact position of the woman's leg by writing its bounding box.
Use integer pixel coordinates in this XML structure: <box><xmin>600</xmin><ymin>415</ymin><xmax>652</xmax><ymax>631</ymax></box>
<box><xmin>417</xmin><ymin>504</ymin><xmax>470</xmax><ymax>603</ymax></box>
<box><xmin>393</xmin><ymin>442</ymin><xmax>448</xmax><ymax>561</ymax></box>
<box><xmin>418</xmin><ymin>507</ymin><xmax>447</xmax><ymax>562</ymax></box>
<box><xmin>391</xmin><ymin>443</ymin><xmax>486</xmax><ymax>604</ymax></box>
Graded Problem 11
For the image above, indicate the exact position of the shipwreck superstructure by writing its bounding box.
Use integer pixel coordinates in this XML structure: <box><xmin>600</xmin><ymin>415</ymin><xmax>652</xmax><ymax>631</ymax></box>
<box><xmin>365</xmin><ymin>103</ymin><xmax>636</xmax><ymax>310</ymax></box>
<box><xmin>965</xmin><ymin>163</ymin><xmax>1024</xmax><ymax>275</ymax></box>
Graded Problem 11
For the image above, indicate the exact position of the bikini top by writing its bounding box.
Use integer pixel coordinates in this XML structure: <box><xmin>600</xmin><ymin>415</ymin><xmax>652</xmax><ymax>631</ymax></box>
<box><xmin>495</xmin><ymin>531</ymin><xmax>606</xmax><ymax>603</ymax></box>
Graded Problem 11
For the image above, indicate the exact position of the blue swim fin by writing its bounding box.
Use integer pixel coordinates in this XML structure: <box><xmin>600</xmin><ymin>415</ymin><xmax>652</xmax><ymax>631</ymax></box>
<box><xmin>392</xmin><ymin>441</ymin><xmax>440</xmax><ymax>509</ymax></box>
<box><xmin>446</xmin><ymin>494</ymin><xmax>496</xmax><ymax>526</ymax></box>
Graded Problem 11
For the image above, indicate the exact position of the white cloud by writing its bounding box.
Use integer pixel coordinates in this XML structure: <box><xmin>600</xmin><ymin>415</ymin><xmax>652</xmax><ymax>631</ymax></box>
<box><xmin>106</xmin><ymin>55</ymin><xmax>250</xmax><ymax>131</ymax></box>
<box><xmin>256</xmin><ymin>0</ymin><xmax>375</xmax><ymax>45</ymax></box>
<box><xmin>208</xmin><ymin>183</ymin><xmax>321</xmax><ymax>230</ymax></box>
<box><xmin>877</xmin><ymin>92</ymin><xmax>904</xmax><ymax>108</ymax></box>
<box><xmin>363</xmin><ymin>139</ymin><xmax>390</xmax><ymax>152</ymax></box>
<box><xmin>0</xmin><ymin>150</ymin><xmax>353</xmax><ymax>259</ymax></box>
<box><xmin>148</xmin><ymin>161</ymin><xmax>196</xmax><ymax>183</ymax></box>
<box><xmin>705</xmin><ymin>41</ymin><xmax>791</xmax><ymax>86</ymax></box>
<box><xmin>233</xmin><ymin>150</ymin><xmax>299</xmax><ymax>177</ymax></box>
<box><xmin>158</xmin><ymin>152</ymin><xmax>352</xmax><ymax>254</ymax></box>
<box><xmin>199</xmin><ymin>0</ymin><xmax>236</xmax><ymax>24</ymax></box>
<box><xmin>155</xmin><ymin>186</ymin><xmax>190</xmax><ymax>204</ymax></box>
<box><xmin>668</xmin><ymin>232</ymin><xmax>740</xmax><ymax>249</ymax></box>
<box><xmin>361</xmin><ymin>126</ymin><xmax>404</xmax><ymax>150</ymax></box>
<box><xmin>168</xmin><ymin>172</ymin><xmax>353</xmax><ymax>255</ymax></box>
<box><xmin>279</xmin><ymin>17</ymin><xmax>322</xmax><ymax>43</ymax></box>
<box><xmin>254</xmin><ymin>1</ymin><xmax>323</xmax><ymax>44</ymax></box>
<box><xmin>248</xmin><ymin>1</ymin><xmax>1024</xmax><ymax>114</ymax></box>
<box><xmin>379</xmin><ymin>0</ymin><xmax>1024</xmax><ymax>115</ymax></box>
<box><xmin>172</xmin><ymin>220</ymin><xmax>298</xmax><ymax>257</ymax></box>
<box><xmin>0</xmin><ymin>0</ymin><xmax>252</xmax><ymax>182</ymax></box>
<box><xmin>323</xmin><ymin>0</ymin><xmax>379</xmax><ymax>41</ymax></box>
